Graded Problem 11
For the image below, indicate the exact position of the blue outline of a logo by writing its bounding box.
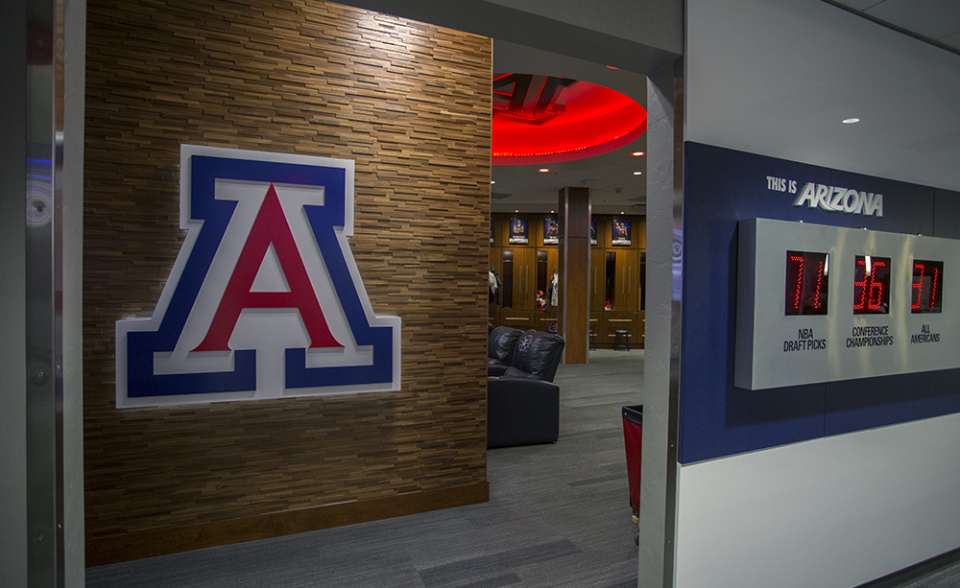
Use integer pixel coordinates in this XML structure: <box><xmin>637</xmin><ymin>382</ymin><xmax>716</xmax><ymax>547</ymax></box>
<box><xmin>116</xmin><ymin>146</ymin><xmax>401</xmax><ymax>407</ymax></box>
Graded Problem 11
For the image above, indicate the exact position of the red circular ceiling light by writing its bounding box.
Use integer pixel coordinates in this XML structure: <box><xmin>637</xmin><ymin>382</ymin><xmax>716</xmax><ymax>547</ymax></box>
<box><xmin>492</xmin><ymin>73</ymin><xmax>647</xmax><ymax>166</ymax></box>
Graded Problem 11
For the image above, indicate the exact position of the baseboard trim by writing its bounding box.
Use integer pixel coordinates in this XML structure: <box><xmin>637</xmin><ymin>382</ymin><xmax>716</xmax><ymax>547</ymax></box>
<box><xmin>855</xmin><ymin>547</ymin><xmax>960</xmax><ymax>588</ymax></box>
<box><xmin>86</xmin><ymin>480</ymin><xmax>489</xmax><ymax>566</ymax></box>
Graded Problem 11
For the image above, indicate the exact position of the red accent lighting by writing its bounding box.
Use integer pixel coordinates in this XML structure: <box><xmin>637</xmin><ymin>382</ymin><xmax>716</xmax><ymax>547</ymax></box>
<box><xmin>492</xmin><ymin>74</ymin><xmax>647</xmax><ymax>165</ymax></box>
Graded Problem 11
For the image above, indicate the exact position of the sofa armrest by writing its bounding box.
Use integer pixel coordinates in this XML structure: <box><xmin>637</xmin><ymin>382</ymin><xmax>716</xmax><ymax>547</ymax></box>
<box><xmin>501</xmin><ymin>366</ymin><xmax>544</xmax><ymax>379</ymax></box>
<box><xmin>487</xmin><ymin>377</ymin><xmax>560</xmax><ymax>448</ymax></box>
<box><xmin>487</xmin><ymin>360</ymin><xmax>509</xmax><ymax>378</ymax></box>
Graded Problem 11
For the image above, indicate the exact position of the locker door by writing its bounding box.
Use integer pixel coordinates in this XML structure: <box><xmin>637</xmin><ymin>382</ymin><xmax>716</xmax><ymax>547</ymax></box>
<box><xmin>501</xmin><ymin>248</ymin><xmax>535</xmax><ymax>311</ymax></box>
<box><xmin>591</xmin><ymin>248</ymin><xmax>605</xmax><ymax>313</ymax></box>
<box><xmin>616</xmin><ymin>249</ymin><xmax>639</xmax><ymax>313</ymax></box>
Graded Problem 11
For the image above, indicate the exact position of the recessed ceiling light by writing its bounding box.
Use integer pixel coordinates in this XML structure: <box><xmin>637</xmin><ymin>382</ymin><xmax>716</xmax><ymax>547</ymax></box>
<box><xmin>620</xmin><ymin>211</ymin><xmax>625</xmax><ymax>215</ymax></box>
<box><xmin>490</xmin><ymin>180</ymin><xmax>495</xmax><ymax>184</ymax></box>
<box><xmin>631</xmin><ymin>151</ymin><xmax>645</xmax><ymax>157</ymax></box>
<box><xmin>538</xmin><ymin>168</ymin><xmax>550</xmax><ymax>173</ymax></box>
<box><xmin>633</xmin><ymin>171</ymin><xmax>643</xmax><ymax>176</ymax></box>
<box><xmin>842</xmin><ymin>117</ymin><xmax>861</xmax><ymax>124</ymax></box>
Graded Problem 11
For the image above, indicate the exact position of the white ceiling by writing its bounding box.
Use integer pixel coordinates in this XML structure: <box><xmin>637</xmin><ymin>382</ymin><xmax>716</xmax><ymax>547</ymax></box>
<box><xmin>491</xmin><ymin>136</ymin><xmax>648</xmax><ymax>216</ymax></box>
<box><xmin>826</xmin><ymin>0</ymin><xmax>960</xmax><ymax>53</ymax></box>
<box><xmin>491</xmin><ymin>0</ymin><xmax>960</xmax><ymax>216</ymax></box>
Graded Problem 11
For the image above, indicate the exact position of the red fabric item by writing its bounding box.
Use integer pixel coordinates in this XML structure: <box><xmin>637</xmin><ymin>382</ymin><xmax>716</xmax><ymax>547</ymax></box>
<box><xmin>622</xmin><ymin>406</ymin><xmax>643</xmax><ymax>516</ymax></box>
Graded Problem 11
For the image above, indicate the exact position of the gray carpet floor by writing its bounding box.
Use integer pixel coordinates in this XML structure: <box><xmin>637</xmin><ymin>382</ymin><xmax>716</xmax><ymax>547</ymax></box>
<box><xmin>86</xmin><ymin>349</ymin><xmax>960</xmax><ymax>587</ymax></box>
<box><xmin>87</xmin><ymin>349</ymin><xmax>644</xmax><ymax>588</ymax></box>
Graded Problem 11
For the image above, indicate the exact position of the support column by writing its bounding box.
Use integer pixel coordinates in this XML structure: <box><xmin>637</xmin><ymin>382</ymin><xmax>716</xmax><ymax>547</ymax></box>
<box><xmin>3</xmin><ymin>0</ymin><xmax>86</xmax><ymax>584</ymax></box>
<box><xmin>639</xmin><ymin>58</ymin><xmax>683</xmax><ymax>588</ymax></box>
<box><xmin>558</xmin><ymin>187</ymin><xmax>590</xmax><ymax>364</ymax></box>
<box><xmin>0</xmin><ymin>1</ymin><xmax>28</xmax><ymax>584</ymax></box>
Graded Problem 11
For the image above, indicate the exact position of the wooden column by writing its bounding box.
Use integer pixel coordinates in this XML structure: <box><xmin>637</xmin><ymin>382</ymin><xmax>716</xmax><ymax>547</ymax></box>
<box><xmin>559</xmin><ymin>187</ymin><xmax>590</xmax><ymax>364</ymax></box>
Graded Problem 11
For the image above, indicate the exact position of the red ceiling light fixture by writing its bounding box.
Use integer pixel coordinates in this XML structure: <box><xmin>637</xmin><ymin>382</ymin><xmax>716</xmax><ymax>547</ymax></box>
<box><xmin>492</xmin><ymin>73</ymin><xmax>647</xmax><ymax>166</ymax></box>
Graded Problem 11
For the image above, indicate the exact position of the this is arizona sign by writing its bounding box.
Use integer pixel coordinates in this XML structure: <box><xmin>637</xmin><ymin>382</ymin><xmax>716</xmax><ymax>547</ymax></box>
<box><xmin>116</xmin><ymin>145</ymin><xmax>401</xmax><ymax>408</ymax></box>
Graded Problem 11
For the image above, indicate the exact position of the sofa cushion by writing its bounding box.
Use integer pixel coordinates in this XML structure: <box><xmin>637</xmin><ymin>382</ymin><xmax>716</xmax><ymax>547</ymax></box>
<box><xmin>502</xmin><ymin>365</ymin><xmax>541</xmax><ymax>379</ymax></box>
<box><xmin>488</xmin><ymin>358</ymin><xmax>510</xmax><ymax>378</ymax></box>
<box><xmin>511</xmin><ymin>330</ymin><xmax>565</xmax><ymax>382</ymax></box>
<box><xmin>488</xmin><ymin>326</ymin><xmax>522</xmax><ymax>364</ymax></box>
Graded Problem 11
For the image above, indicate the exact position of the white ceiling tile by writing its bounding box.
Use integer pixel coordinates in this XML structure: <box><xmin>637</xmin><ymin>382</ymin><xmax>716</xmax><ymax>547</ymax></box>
<box><xmin>830</xmin><ymin>0</ymin><xmax>888</xmax><ymax>11</ymax></box>
<box><xmin>939</xmin><ymin>30</ymin><xmax>960</xmax><ymax>50</ymax></box>
<box><xmin>864</xmin><ymin>0</ymin><xmax>960</xmax><ymax>41</ymax></box>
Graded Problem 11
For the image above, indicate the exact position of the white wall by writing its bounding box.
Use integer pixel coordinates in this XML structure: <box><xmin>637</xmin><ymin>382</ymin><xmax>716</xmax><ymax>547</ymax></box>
<box><xmin>676</xmin><ymin>412</ymin><xmax>960</xmax><ymax>588</ymax></box>
<box><xmin>679</xmin><ymin>0</ymin><xmax>960</xmax><ymax>585</ymax></box>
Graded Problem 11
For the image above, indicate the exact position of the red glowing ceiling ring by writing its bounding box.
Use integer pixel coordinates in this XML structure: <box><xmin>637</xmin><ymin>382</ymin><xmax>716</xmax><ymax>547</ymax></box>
<box><xmin>492</xmin><ymin>74</ymin><xmax>647</xmax><ymax>166</ymax></box>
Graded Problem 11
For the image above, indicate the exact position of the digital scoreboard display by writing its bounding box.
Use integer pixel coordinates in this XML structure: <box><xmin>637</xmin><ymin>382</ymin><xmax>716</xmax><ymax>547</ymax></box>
<box><xmin>911</xmin><ymin>260</ymin><xmax>943</xmax><ymax>314</ymax></box>
<box><xmin>784</xmin><ymin>251</ymin><xmax>828</xmax><ymax>315</ymax></box>
<box><xmin>853</xmin><ymin>255</ymin><xmax>891</xmax><ymax>314</ymax></box>
<box><xmin>736</xmin><ymin>219</ymin><xmax>960</xmax><ymax>390</ymax></box>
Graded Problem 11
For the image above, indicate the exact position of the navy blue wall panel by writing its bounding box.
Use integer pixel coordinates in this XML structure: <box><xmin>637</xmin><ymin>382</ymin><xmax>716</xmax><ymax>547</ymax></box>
<box><xmin>680</xmin><ymin>142</ymin><xmax>960</xmax><ymax>464</ymax></box>
<box><xmin>935</xmin><ymin>188</ymin><xmax>960</xmax><ymax>239</ymax></box>
<box><xmin>823</xmin><ymin>370</ymin><xmax>960</xmax><ymax>437</ymax></box>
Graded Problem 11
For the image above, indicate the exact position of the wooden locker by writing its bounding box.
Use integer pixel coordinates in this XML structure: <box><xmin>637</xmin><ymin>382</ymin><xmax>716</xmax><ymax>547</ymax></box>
<box><xmin>500</xmin><ymin>248</ymin><xmax>535</xmax><ymax>311</ymax></box>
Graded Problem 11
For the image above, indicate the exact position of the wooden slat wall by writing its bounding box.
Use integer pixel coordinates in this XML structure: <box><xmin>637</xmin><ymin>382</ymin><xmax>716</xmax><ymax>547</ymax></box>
<box><xmin>83</xmin><ymin>0</ymin><xmax>491</xmax><ymax>564</ymax></box>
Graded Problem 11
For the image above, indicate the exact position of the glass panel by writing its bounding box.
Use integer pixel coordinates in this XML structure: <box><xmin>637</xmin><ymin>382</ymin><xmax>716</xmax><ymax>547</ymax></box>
<box><xmin>24</xmin><ymin>0</ymin><xmax>64</xmax><ymax>581</ymax></box>
<box><xmin>502</xmin><ymin>250</ymin><xmax>514</xmax><ymax>308</ymax></box>
<box><xmin>640</xmin><ymin>252</ymin><xmax>646</xmax><ymax>311</ymax></box>
<box><xmin>605</xmin><ymin>251</ymin><xmax>616</xmax><ymax>310</ymax></box>
<box><xmin>536</xmin><ymin>251</ymin><xmax>548</xmax><ymax>311</ymax></box>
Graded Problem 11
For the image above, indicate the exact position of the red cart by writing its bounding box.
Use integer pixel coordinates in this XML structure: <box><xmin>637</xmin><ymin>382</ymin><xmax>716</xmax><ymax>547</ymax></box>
<box><xmin>621</xmin><ymin>405</ymin><xmax>643</xmax><ymax>543</ymax></box>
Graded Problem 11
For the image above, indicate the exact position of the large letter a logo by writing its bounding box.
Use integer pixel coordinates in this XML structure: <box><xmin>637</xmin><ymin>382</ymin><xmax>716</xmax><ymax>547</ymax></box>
<box><xmin>115</xmin><ymin>145</ymin><xmax>401</xmax><ymax>408</ymax></box>
<box><xmin>193</xmin><ymin>184</ymin><xmax>342</xmax><ymax>352</ymax></box>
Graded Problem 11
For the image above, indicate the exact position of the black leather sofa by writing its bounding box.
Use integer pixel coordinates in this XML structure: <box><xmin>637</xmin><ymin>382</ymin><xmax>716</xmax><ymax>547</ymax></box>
<box><xmin>487</xmin><ymin>326</ymin><xmax>523</xmax><ymax>376</ymax></box>
<box><xmin>487</xmin><ymin>328</ymin><xmax>566</xmax><ymax>448</ymax></box>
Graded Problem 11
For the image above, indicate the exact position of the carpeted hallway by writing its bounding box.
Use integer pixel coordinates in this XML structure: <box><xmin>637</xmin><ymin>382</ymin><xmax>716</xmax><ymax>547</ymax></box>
<box><xmin>87</xmin><ymin>349</ymin><xmax>645</xmax><ymax>587</ymax></box>
<box><xmin>85</xmin><ymin>349</ymin><xmax>960</xmax><ymax>587</ymax></box>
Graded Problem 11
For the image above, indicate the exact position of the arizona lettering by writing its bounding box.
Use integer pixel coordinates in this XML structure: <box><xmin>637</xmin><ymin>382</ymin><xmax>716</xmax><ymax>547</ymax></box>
<box><xmin>793</xmin><ymin>182</ymin><xmax>883</xmax><ymax>217</ymax></box>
